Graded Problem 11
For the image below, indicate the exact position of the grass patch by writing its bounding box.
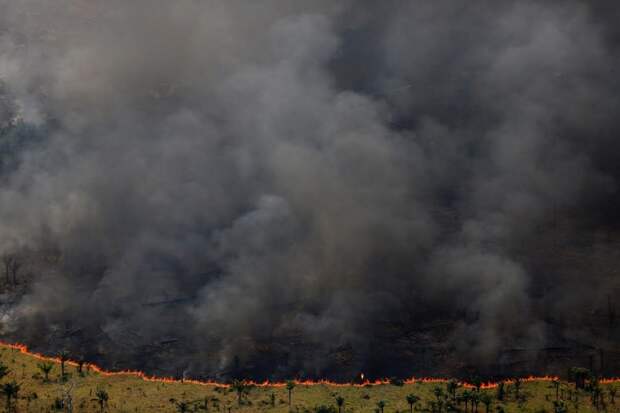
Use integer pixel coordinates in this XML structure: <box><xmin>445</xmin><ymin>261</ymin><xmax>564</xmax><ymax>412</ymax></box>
<box><xmin>0</xmin><ymin>345</ymin><xmax>618</xmax><ymax>412</ymax></box>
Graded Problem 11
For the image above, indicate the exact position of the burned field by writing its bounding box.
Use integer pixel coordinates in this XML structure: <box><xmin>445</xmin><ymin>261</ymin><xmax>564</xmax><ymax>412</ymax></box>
<box><xmin>2</xmin><ymin>223</ymin><xmax>620</xmax><ymax>382</ymax></box>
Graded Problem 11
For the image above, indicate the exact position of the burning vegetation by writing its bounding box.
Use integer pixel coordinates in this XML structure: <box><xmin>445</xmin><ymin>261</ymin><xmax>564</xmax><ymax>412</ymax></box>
<box><xmin>0</xmin><ymin>341</ymin><xmax>619</xmax><ymax>412</ymax></box>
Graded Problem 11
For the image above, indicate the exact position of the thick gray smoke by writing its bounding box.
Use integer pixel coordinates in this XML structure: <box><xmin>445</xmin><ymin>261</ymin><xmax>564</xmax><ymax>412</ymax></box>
<box><xmin>0</xmin><ymin>0</ymin><xmax>619</xmax><ymax>379</ymax></box>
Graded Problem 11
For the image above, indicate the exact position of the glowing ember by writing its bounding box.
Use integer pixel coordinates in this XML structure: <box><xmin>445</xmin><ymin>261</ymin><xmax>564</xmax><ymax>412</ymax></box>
<box><xmin>0</xmin><ymin>340</ymin><xmax>618</xmax><ymax>388</ymax></box>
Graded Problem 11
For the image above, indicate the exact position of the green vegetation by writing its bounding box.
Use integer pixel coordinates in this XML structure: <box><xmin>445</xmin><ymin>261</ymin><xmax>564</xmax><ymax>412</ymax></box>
<box><xmin>0</xmin><ymin>345</ymin><xmax>618</xmax><ymax>412</ymax></box>
<box><xmin>1</xmin><ymin>380</ymin><xmax>20</xmax><ymax>412</ymax></box>
<box><xmin>95</xmin><ymin>388</ymin><xmax>109</xmax><ymax>412</ymax></box>
<box><xmin>58</xmin><ymin>350</ymin><xmax>70</xmax><ymax>382</ymax></box>
<box><xmin>287</xmin><ymin>380</ymin><xmax>296</xmax><ymax>407</ymax></box>
<box><xmin>37</xmin><ymin>362</ymin><xmax>54</xmax><ymax>382</ymax></box>
<box><xmin>336</xmin><ymin>395</ymin><xmax>345</xmax><ymax>413</ymax></box>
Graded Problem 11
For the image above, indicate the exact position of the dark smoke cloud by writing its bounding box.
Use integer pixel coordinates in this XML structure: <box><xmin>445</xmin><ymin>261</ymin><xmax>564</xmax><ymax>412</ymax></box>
<box><xmin>0</xmin><ymin>0</ymin><xmax>619</xmax><ymax>379</ymax></box>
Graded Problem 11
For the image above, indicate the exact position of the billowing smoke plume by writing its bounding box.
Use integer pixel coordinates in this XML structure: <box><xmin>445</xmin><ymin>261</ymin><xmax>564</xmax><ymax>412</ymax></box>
<box><xmin>0</xmin><ymin>0</ymin><xmax>619</xmax><ymax>379</ymax></box>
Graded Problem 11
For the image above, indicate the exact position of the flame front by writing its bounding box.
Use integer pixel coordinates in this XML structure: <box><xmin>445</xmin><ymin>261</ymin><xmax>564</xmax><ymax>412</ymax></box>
<box><xmin>1</xmin><ymin>340</ymin><xmax>619</xmax><ymax>389</ymax></box>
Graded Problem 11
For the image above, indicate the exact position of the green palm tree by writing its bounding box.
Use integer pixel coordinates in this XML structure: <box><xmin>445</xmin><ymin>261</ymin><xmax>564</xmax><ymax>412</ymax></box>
<box><xmin>1</xmin><ymin>381</ymin><xmax>20</xmax><ymax>413</ymax></box>
<box><xmin>286</xmin><ymin>380</ymin><xmax>296</xmax><ymax>406</ymax></box>
<box><xmin>471</xmin><ymin>391</ymin><xmax>480</xmax><ymax>413</ymax></box>
<box><xmin>377</xmin><ymin>400</ymin><xmax>386</xmax><ymax>413</ymax></box>
<box><xmin>336</xmin><ymin>396</ymin><xmax>345</xmax><ymax>413</ymax></box>
<box><xmin>58</xmin><ymin>350</ymin><xmax>70</xmax><ymax>380</ymax></box>
<box><xmin>447</xmin><ymin>379</ymin><xmax>460</xmax><ymax>401</ymax></box>
<box><xmin>470</xmin><ymin>377</ymin><xmax>482</xmax><ymax>392</ymax></box>
<box><xmin>37</xmin><ymin>362</ymin><xmax>54</xmax><ymax>382</ymax></box>
<box><xmin>569</xmin><ymin>368</ymin><xmax>590</xmax><ymax>389</ymax></box>
<box><xmin>406</xmin><ymin>394</ymin><xmax>420</xmax><ymax>413</ymax></box>
<box><xmin>480</xmin><ymin>393</ymin><xmax>492</xmax><ymax>413</ymax></box>
<box><xmin>461</xmin><ymin>390</ymin><xmax>472</xmax><ymax>412</ymax></box>
<box><xmin>94</xmin><ymin>388</ymin><xmax>109</xmax><ymax>413</ymax></box>
<box><xmin>231</xmin><ymin>379</ymin><xmax>252</xmax><ymax>406</ymax></box>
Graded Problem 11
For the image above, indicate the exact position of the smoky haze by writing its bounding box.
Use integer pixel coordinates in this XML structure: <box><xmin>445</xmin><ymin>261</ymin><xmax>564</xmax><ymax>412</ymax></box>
<box><xmin>0</xmin><ymin>0</ymin><xmax>619</xmax><ymax>380</ymax></box>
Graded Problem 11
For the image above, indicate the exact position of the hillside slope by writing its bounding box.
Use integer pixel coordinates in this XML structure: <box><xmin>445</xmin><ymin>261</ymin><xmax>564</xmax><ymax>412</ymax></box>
<box><xmin>0</xmin><ymin>343</ymin><xmax>619</xmax><ymax>412</ymax></box>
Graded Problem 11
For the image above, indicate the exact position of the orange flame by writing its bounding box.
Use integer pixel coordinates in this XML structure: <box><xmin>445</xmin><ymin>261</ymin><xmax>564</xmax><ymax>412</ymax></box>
<box><xmin>1</xmin><ymin>340</ymin><xmax>619</xmax><ymax>389</ymax></box>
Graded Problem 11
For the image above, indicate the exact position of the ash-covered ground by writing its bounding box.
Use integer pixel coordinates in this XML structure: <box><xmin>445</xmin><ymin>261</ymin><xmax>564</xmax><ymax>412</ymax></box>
<box><xmin>0</xmin><ymin>1</ymin><xmax>620</xmax><ymax>381</ymax></box>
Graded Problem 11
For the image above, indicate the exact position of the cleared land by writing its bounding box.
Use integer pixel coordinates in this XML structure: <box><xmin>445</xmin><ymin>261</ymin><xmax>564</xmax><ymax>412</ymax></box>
<box><xmin>0</xmin><ymin>344</ymin><xmax>618</xmax><ymax>413</ymax></box>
